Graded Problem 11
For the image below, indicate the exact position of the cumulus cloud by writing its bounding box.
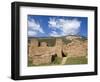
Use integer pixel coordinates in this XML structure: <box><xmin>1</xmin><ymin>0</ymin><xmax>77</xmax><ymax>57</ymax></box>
<box><xmin>49</xmin><ymin>31</ymin><xmax>61</xmax><ymax>37</ymax></box>
<box><xmin>48</xmin><ymin>18</ymin><xmax>59</xmax><ymax>29</ymax></box>
<box><xmin>48</xmin><ymin>18</ymin><xmax>81</xmax><ymax>37</ymax></box>
<box><xmin>28</xmin><ymin>19</ymin><xmax>44</xmax><ymax>37</ymax></box>
<box><xmin>28</xmin><ymin>30</ymin><xmax>37</xmax><ymax>36</ymax></box>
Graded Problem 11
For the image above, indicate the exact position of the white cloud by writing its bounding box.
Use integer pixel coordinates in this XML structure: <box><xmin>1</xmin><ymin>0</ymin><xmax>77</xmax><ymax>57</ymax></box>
<box><xmin>49</xmin><ymin>31</ymin><xmax>61</xmax><ymax>37</ymax></box>
<box><xmin>48</xmin><ymin>18</ymin><xmax>81</xmax><ymax>37</ymax></box>
<box><xmin>28</xmin><ymin>30</ymin><xmax>37</xmax><ymax>37</ymax></box>
<box><xmin>28</xmin><ymin>19</ymin><xmax>44</xmax><ymax>37</ymax></box>
<box><xmin>48</xmin><ymin>18</ymin><xmax>59</xmax><ymax>29</ymax></box>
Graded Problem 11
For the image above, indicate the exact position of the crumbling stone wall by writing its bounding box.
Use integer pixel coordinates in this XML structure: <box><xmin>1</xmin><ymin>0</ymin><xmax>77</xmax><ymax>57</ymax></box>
<box><xmin>29</xmin><ymin>39</ymin><xmax>56</xmax><ymax>65</ymax></box>
<box><xmin>28</xmin><ymin>39</ymin><xmax>38</xmax><ymax>57</ymax></box>
<box><xmin>65</xmin><ymin>35</ymin><xmax>81</xmax><ymax>40</ymax></box>
<box><xmin>40</xmin><ymin>42</ymin><xmax>47</xmax><ymax>47</ymax></box>
<box><xmin>32</xmin><ymin>55</ymin><xmax>52</xmax><ymax>65</ymax></box>
<box><xmin>28</xmin><ymin>38</ymin><xmax>87</xmax><ymax>65</ymax></box>
<box><xmin>55</xmin><ymin>39</ymin><xmax>63</xmax><ymax>58</ymax></box>
<box><xmin>63</xmin><ymin>40</ymin><xmax>87</xmax><ymax>57</ymax></box>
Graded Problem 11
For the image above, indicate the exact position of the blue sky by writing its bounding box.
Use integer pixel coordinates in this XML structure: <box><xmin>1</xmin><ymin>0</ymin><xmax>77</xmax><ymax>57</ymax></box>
<box><xmin>28</xmin><ymin>15</ymin><xmax>88</xmax><ymax>37</ymax></box>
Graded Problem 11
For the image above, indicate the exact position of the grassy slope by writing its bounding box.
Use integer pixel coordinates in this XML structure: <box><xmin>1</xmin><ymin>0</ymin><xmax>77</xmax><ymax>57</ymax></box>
<box><xmin>65</xmin><ymin>56</ymin><xmax>87</xmax><ymax>65</ymax></box>
<box><xmin>28</xmin><ymin>56</ymin><xmax>87</xmax><ymax>66</ymax></box>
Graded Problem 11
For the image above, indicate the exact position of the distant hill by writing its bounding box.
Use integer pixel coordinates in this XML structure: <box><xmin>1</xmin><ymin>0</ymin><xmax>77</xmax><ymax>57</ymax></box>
<box><xmin>28</xmin><ymin>35</ymin><xmax>87</xmax><ymax>40</ymax></box>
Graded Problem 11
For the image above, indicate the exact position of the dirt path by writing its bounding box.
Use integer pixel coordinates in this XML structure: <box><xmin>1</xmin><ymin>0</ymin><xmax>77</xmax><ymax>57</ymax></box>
<box><xmin>61</xmin><ymin>57</ymin><xmax>68</xmax><ymax>65</ymax></box>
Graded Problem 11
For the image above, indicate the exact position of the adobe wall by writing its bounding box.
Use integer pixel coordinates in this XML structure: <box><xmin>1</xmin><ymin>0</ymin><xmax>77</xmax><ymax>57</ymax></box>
<box><xmin>32</xmin><ymin>55</ymin><xmax>52</xmax><ymax>65</ymax></box>
<box><xmin>28</xmin><ymin>38</ymin><xmax>87</xmax><ymax>65</ymax></box>
<box><xmin>29</xmin><ymin>39</ymin><xmax>57</xmax><ymax>65</ymax></box>
<box><xmin>63</xmin><ymin>40</ymin><xmax>87</xmax><ymax>57</ymax></box>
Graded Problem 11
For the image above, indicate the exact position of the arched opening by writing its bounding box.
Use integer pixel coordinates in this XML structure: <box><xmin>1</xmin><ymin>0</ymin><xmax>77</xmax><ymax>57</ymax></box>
<box><xmin>38</xmin><ymin>42</ymin><xmax>40</xmax><ymax>47</ymax></box>
<box><xmin>51</xmin><ymin>54</ymin><xmax>57</xmax><ymax>62</ymax></box>
<box><xmin>62</xmin><ymin>51</ymin><xmax>66</xmax><ymax>57</ymax></box>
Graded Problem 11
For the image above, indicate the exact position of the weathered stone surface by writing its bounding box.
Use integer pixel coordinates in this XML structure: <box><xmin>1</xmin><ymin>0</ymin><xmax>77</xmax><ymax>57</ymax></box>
<box><xmin>40</xmin><ymin>42</ymin><xmax>47</xmax><ymax>47</ymax></box>
<box><xmin>55</xmin><ymin>39</ymin><xmax>63</xmax><ymax>58</ymax></box>
<box><xmin>32</xmin><ymin>55</ymin><xmax>52</xmax><ymax>65</ymax></box>
<box><xmin>65</xmin><ymin>35</ymin><xmax>82</xmax><ymax>40</ymax></box>
<box><xmin>63</xmin><ymin>40</ymin><xmax>87</xmax><ymax>57</ymax></box>
<box><xmin>28</xmin><ymin>37</ymin><xmax>87</xmax><ymax>65</ymax></box>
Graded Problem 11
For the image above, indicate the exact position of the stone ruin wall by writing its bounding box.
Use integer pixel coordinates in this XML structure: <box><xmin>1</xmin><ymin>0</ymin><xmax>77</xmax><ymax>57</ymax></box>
<box><xmin>32</xmin><ymin>55</ymin><xmax>52</xmax><ymax>65</ymax></box>
<box><xmin>63</xmin><ymin>40</ymin><xmax>87</xmax><ymax>57</ymax></box>
<box><xmin>28</xmin><ymin>39</ymin><xmax>57</xmax><ymax>65</ymax></box>
<box><xmin>28</xmin><ymin>38</ymin><xmax>87</xmax><ymax>65</ymax></box>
